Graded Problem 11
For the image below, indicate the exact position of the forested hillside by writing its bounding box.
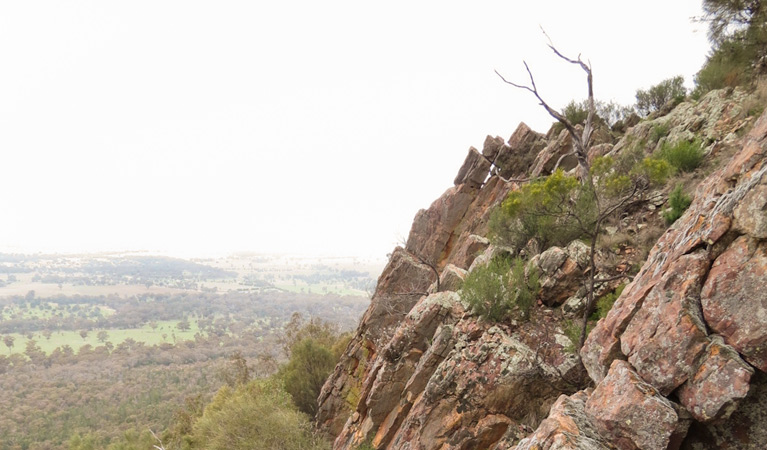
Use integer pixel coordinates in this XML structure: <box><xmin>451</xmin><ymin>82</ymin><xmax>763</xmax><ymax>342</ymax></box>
<box><xmin>0</xmin><ymin>253</ymin><xmax>375</xmax><ymax>449</ymax></box>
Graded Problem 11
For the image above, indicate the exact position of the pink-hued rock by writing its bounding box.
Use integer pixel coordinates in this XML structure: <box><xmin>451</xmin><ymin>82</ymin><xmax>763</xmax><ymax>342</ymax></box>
<box><xmin>701</xmin><ymin>236</ymin><xmax>767</xmax><ymax>371</ymax></box>
<box><xmin>443</xmin><ymin>176</ymin><xmax>513</xmax><ymax>270</ymax></box>
<box><xmin>581</xmin><ymin>276</ymin><xmax>655</xmax><ymax>383</ymax></box>
<box><xmin>681</xmin><ymin>372</ymin><xmax>767</xmax><ymax>449</ymax></box>
<box><xmin>447</xmin><ymin>234</ymin><xmax>490</xmax><ymax>271</ymax></box>
<box><xmin>619</xmin><ymin>251</ymin><xmax>710</xmax><ymax>395</ymax></box>
<box><xmin>381</xmin><ymin>320</ymin><xmax>575</xmax><ymax>450</ymax></box>
<box><xmin>406</xmin><ymin>183</ymin><xmax>478</xmax><ymax>265</ymax></box>
<box><xmin>733</xmin><ymin>183</ymin><xmax>767</xmax><ymax>238</ymax></box>
<box><xmin>530</xmin><ymin>241</ymin><xmax>590</xmax><ymax>307</ymax></box>
<box><xmin>436</xmin><ymin>264</ymin><xmax>467</xmax><ymax>293</ymax></box>
<box><xmin>586</xmin><ymin>360</ymin><xmax>691</xmax><ymax>450</ymax></box>
<box><xmin>583</xmin><ymin>106</ymin><xmax>767</xmax><ymax>384</ymax></box>
<box><xmin>315</xmin><ymin>247</ymin><xmax>435</xmax><ymax>436</ymax></box>
<box><xmin>677</xmin><ymin>335</ymin><xmax>754</xmax><ymax>422</ymax></box>
<box><xmin>513</xmin><ymin>390</ymin><xmax>611</xmax><ymax>450</ymax></box>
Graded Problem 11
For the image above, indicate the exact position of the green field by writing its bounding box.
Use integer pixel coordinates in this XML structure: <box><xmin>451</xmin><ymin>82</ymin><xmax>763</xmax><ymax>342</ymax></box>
<box><xmin>4</xmin><ymin>319</ymin><xmax>204</xmax><ymax>356</ymax></box>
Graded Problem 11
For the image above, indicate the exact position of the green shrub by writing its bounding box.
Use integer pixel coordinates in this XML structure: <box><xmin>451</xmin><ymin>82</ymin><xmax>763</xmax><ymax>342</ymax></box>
<box><xmin>278</xmin><ymin>338</ymin><xmax>337</xmax><ymax>417</ymax></box>
<box><xmin>649</xmin><ymin>122</ymin><xmax>671</xmax><ymax>144</ymax></box>
<box><xmin>461</xmin><ymin>255</ymin><xmax>539</xmax><ymax>322</ymax></box>
<box><xmin>636</xmin><ymin>76</ymin><xmax>686</xmax><ymax>116</ymax></box>
<box><xmin>550</xmin><ymin>99</ymin><xmax>633</xmax><ymax>133</ymax></box>
<box><xmin>489</xmin><ymin>170</ymin><xmax>596</xmax><ymax>250</ymax></box>
<box><xmin>592</xmin><ymin>284</ymin><xmax>626</xmax><ymax>320</ymax></box>
<box><xmin>192</xmin><ymin>379</ymin><xmax>328</xmax><ymax>450</ymax></box>
<box><xmin>694</xmin><ymin>33</ymin><xmax>763</xmax><ymax>96</ymax></box>
<box><xmin>656</xmin><ymin>140</ymin><xmax>705</xmax><ymax>172</ymax></box>
<box><xmin>562</xmin><ymin>319</ymin><xmax>594</xmax><ymax>354</ymax></box>
<box><xmin>562</xmin><ymin>100</ymin><xmax>589</xmax><ymax>125</ymax></box>
<box><xmin>663</xmin><ymin>185</ymin><xmax>693</xmax><ymax>225</ymax></box>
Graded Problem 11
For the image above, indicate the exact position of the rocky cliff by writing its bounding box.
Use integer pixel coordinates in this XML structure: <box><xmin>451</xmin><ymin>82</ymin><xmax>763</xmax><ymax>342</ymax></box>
<box><xmin>317</xmin><ymin>88</ymin><xmax>767</xmax><ymax>449</ymax></box>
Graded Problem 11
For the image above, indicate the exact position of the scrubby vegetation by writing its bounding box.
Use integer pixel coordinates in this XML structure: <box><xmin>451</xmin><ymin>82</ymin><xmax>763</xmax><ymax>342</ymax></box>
<box><xmin>551</xmin><ymin>99</ymin><xmax>635</xmax><ymax>134</ymax></box>
<box><xmin>694</xmin><ymin>0</ymin><xmax>767</xmax><ymax>95</ymax></box>
<box><xmin>460</xmin><ymin>255</ymin><xmax>539</xmax><ymax>322</ymax></box>
<box><xmin>185</xmin><ymin>379</ymin><xmax>328</xmax><ymax>450</ymax></box>
<box><xmin>663</xmin><ymin>185</ymin><xmax>694</xmax><ymax>225</ymax></box>
<box><xmin>593</xmin><ymin>284</ymin><xmax>627</xmax><ymax>321</ymax></box>
<box><xmin>649</xmin><ymin>122</ymin><xmax>671</xmax><ymax>144</ymax></box>
<box><xmin>156</xmin><ymin>316</ymin><xmax>345</xmax><ymax>450</ymax></box>
<box><xmin>490</xmin><ymin>153</ymin><xmax>671</xmax><ymax>255</ymax></box>
<box><xmin>489</xmin><ymin>169</ymin><xmax>596</xmax><ymax>251</ymax></box>
<box><xmin>656</xmin><ymin>139</ymin><xmax>706</xmax><ymax>172</ymax></box>
<box><xmin>635</xmin><ymin>76</ymin><xmax>687</xmax><ymax>116</ymax></box>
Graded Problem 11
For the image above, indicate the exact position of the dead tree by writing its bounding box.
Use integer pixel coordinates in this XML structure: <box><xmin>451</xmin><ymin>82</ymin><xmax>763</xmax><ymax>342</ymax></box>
<box><xmin>495</xmin><ymin>29</ymin><xmax>595</xmax><ymax>181</ymax></box>
<box><xmin>496</xmin><ymin>33</ymin><xmax>652</xmax><ymax>353</ymax></box>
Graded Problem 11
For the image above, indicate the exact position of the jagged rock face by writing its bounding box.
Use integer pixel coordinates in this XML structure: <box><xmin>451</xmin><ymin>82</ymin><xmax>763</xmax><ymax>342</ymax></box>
<box><xmin>319</xmin><ymin>91</ymin><xmax>767</xmax><ymax>449</ymax></box>
<box><xmin>317</xmin><ymin>131</ymin><xmax>519</xmax><ymax>441</ymax></box>
<box><xmin>682</xmin><ymin>371</ymin><xmax>767</xmax><ymax>449</ymax></box>
<box><xmin>586</xmin><ymin>360</ymin><xmax>692</xmax><ymax>450</ymax></box>
<box><xmin>493</xmin><ymin>123</ymin><xmax>545</xmax><ymax>180</ymax></box>
<box><xmin>575</xmin><ymin>106</ymin><xmax>767</xmax><ymax>446</ymax></box>
<box><xmin>530</xmin><ymin>242</ymin><xmax>590</xmax><ymax>307</ymax></box>
<box><xmin>512</xmin><ymin>390</ymin><xmax>611</xmax><ymax>450</ymax></box>
<box><xmin>316</xmin><ymin>246</ymin><xmax>438</xmax><ymax>437</ymax></box>
<box><xmin>334</xmin><ymin>296</ymin><xmax>583</xmax><ymax>450</ymax></box>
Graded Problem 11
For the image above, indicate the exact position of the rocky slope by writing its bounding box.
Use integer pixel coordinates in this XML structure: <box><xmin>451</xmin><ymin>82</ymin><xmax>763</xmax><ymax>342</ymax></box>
<box><xmin>317</xmin><ymin>88</ymin><xmax>767</xmax><ymax>449</ymax></box>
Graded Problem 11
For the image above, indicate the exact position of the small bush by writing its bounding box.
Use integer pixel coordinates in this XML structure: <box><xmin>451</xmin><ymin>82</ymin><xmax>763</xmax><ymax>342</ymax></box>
<box><xmin>551</xmin><ymin>99</ymin><xmax>633</xmax><ymax>134</ymax></box>
<box><xmin>649</xmin><ymin>122</ymin><xmax>671</xmax><ymax>144</ymax></box>
<box><xmin>592</xmin><ymin>284</ymin><xmax>626</xmax><ymax>320</ymax></box>
<box><xmin>563</xmin><ymin>100</ymin><xmax>589</xmax><ymax>125</ymax></box>
<box><xmin>489</xmin><ymin>170</ymin><xmax>595</xmax><ymax>250</ymax></box>
<box><xmin>636</xmin><ymin>76</ymin><xmax>686</xmax><ymax>116</ymax></box>
<box><xmin>656</xmin><ymin>140</ymin><xmax>705</xmax><ymax>172</ymax></box>
<box><xmin>279</xmin><ymin>338</ymin><xmax>337</xmax><ymax>416</ymax></box>
<box><xmin>663</xmin><ymin>185</ymin><xmax>693</xmax><ymax>225</ymax></box>
<box><xmin>192</xmin><ymin>379</ymin><xmax>329</xmax><ymax>450</ymax></box>
<box><xmin>562</xmin><ymin>319</ymin><xmax>594</xmax><ymax>354</ymax></box>
<box><xmin>461</xmin><ymin>255</ymin><xmax>539</xmax><ymax>322</ymax></box>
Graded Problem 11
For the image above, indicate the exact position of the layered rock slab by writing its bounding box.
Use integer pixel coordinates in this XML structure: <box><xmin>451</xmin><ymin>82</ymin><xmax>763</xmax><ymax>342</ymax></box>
<box><xmin>619</xmin><ymin>251</ymin><xmax>710</xmax><ymax>395</ymax></box>
<box><xmin>677</xmin><ymin>335</ymin><xmax>754</xmax><ymax>422</ymax></box>
<box><xmin>512</xmin><ymin>390</ymin><xmax>611</xmax><ymax>450</ymax></box>
<box><xmin>700</xmin><ymin>235</ymin><xmax>767</xmax><ymax>372</ymax></box>
<box><xmin>586</xmin><ymin>360</ymin><xmax>691</xmax><ymax>450</ymax></box>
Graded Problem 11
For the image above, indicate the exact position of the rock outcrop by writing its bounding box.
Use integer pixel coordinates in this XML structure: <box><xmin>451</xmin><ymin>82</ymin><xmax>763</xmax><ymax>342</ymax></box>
<box><xmin>318</xmin><ymin>89</ymin><xmax>767</xmax><ymax>449</ymax></box>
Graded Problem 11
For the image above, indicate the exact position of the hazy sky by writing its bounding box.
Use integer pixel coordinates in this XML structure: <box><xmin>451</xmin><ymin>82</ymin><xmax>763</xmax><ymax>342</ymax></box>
<box><xmin>0</xmin><ymin>1</ymin><xmax>710</xmax><ymax>258</ymax></box>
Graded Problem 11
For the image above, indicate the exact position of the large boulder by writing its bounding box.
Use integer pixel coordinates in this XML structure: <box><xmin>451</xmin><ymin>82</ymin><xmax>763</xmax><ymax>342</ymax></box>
<box><xmin>619</xmin><ymin>251</ymin><xmax>710</xmax><ymax>395</ymax></box>
<box><xmin>513</xmin><ymin>390</ymin><xmax>611</xmax><ymax>450</ymax></box>
<box><xmin>585</xmin><ymin>360</ymin><xmax>691</xmax><ymax>450</ymax></box>
<box><xmin>677</xmin><ymin>335</ymin><xmax>754</xmax><ymax>423</ymax></box>
<box><xmin>530</xmin><ymin>241</ymin><xmax>590</xmax><ymax>307</ymax></box>
<box><xmin>700</xmin><ymin>235</ymin><xmax>767</xmax><ymax>372</ymax></box>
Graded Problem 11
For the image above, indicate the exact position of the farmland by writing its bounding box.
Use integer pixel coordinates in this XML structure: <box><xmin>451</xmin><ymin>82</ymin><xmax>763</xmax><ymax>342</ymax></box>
<box><xmin>0</xmin><ymin>251</ymin><xmax>381</xmax><ymax>448</ymax></box>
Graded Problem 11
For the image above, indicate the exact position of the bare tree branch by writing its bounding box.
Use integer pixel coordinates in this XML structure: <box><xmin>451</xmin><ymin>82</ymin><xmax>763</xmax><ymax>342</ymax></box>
<box><xmin>495</xmin><ymin>29</ymin><xmax>595</xmax><ymax>181</ymax></box>
<box><xmin>149</xmin><ymin>429</ymin><xmax>166</xmax><ymax>450</ymax></box>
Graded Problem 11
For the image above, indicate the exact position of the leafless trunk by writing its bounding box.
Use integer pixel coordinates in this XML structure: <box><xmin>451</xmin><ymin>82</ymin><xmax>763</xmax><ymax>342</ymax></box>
<box><xmin>497</xmin><ymin>33</ymin><xmax>645</xmax><ymax>355</ymax></box>
<box><xmin>495</xmin><ymin>29</ymin><xmax>595</xmax><ymax>181</ymax></box>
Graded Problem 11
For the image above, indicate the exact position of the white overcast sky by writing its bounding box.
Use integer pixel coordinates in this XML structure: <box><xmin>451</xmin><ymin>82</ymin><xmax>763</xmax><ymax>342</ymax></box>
<box><xmin>0</xmin><ymin>1</ymin><xmax>710</xmax><ymax>258</ymax></box>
